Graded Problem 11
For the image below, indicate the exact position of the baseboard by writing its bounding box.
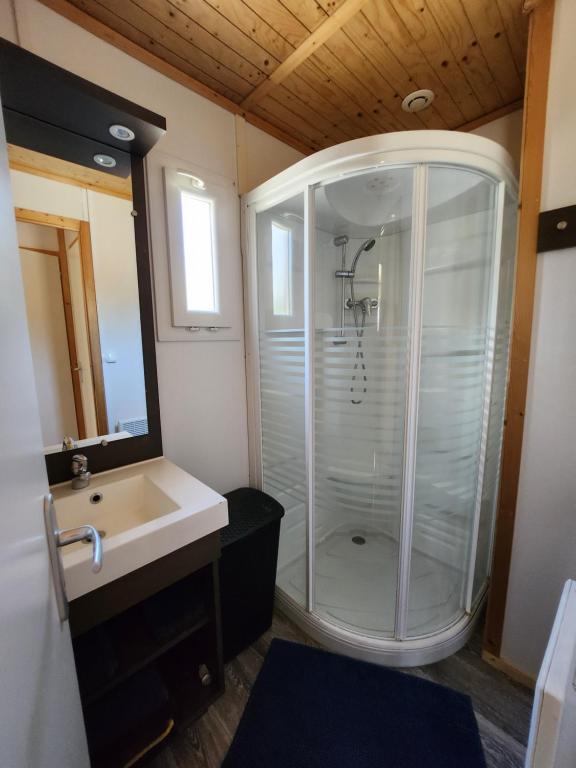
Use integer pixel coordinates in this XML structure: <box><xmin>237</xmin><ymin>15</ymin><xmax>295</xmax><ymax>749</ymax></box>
<box><xmin>481</xmin><ymin>650</ymin><xmax>536</xmax><ymax>690</ymax></box>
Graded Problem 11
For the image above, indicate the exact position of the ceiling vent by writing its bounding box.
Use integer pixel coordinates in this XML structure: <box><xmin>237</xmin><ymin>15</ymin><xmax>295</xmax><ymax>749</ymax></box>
<box><xmin>401</xmin><ymin>89</ymin><xmax>435</xmax><ymax>113</ymax></box>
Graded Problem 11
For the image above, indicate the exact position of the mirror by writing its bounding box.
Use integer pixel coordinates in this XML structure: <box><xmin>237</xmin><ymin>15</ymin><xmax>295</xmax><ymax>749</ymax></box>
<box><xmin>0</xmin><ymin>37</ymin><xmax>166</xmax><ymax>483</ymax></box>
<box><xmin>11</xmin><ymin>147</ymin><xmax>147</xmax><ymax>455</ymax></box>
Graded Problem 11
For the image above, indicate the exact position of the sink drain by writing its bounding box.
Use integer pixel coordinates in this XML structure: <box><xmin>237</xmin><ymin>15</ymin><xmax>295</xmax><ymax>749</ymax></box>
<box><xmin>90</xmin><ymin>491</ymin><xmax>104</xmax><ymax>504</ymax></box>
<box><xmin>352</xmin><ymin>535</ymin><xmax>366</xmax><ymax>545</ymax></box>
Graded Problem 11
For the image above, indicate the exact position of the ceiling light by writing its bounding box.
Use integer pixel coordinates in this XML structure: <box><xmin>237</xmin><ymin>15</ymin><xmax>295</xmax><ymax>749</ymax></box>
<box><xmin>93</xmin><ymin>153</ymin><xmax>117</xmax><ymax>168</ymax></box>
<box><xmin>402</xmin><ymin>89</ymin><xmax>435</xmax><ymax>113</ymax></box>
<box><xmin>109</xmin><ymin>124</ymin><xmax>135</xmax><ymax>141</ymax></box>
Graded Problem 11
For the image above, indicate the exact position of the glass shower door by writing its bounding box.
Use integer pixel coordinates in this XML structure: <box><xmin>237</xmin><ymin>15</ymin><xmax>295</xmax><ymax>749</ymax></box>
<box><xmin>407</xmin><ymin>167</ymin><xmax>500</xmax><ymax>637</ymax></box>
<box><xmin>255</xmin><ymin>194</ymin><xmax>307</xmax><ymax>608</ymax></box>
<box><xmin>312</xmin><ymin>167</ymin><xmax>414</xmax><ymax>636</ymax></box>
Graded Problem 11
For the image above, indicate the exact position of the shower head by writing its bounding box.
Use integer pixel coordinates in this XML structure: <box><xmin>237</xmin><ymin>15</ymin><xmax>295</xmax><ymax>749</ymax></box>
<box><xmin>350</xmin><ymin>238</ymin><xmax>376</xmax><ymax>274</ymax></box>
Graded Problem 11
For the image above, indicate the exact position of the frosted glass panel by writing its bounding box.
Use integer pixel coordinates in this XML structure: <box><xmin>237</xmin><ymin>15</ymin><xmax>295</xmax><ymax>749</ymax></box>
<box><xmin>256</xmin><ymin>196</ymin><xmax>306</xmax><ymax>607</ymax></box>
<box><xmin>312</xmin><ymin>167</ymin><xmax>413</xmax><ymax>636</ymax></box>
<box><xmin>407</xmin><ymin>167</ymin><xmax>498</xmax><ymax>637</ymax></box>
<box><xmin>472</xmin><ymin>190</ymin><xmax>516</xmax><ymax>600</ymax></box>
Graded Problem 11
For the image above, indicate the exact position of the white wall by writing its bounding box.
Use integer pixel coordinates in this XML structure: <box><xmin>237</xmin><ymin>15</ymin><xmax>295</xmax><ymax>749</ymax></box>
<box><xmin>2</xmin><ymin>0</ymin><xmax>304</xmax><ymax>494</ymax></box>
<box><xmin>87</xmin><ymin>190</ymin><xmax>147</xmax><ymax>431</ymax></box>
<box><xmin>471</xmin><ymin>110</ymin><xmax>523</xmax><ymax>173</ymax></box>
<box><xmin>501</xmin><ymin>0</ymin><xmax>576</xmax><ymax>679</ymax></box>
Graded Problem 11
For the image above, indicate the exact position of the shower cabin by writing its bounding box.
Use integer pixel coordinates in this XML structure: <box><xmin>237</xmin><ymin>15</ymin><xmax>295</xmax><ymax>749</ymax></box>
<box><xmin>242</xmin><ymin>132</ymin><xmax>517</xmax><ymax>666</ymax></box>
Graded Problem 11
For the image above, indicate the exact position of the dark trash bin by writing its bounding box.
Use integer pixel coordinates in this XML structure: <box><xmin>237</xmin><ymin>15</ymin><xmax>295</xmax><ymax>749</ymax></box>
<box><xmin>219</xmin><ymin>488</ymin><xmax>285</xmax><ymax>662</ymax></box>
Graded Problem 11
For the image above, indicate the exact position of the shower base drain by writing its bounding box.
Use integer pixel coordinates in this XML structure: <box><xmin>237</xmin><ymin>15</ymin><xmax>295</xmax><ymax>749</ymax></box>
<box><xmin>351</xmin><ymin>535</ymin><xmax>366</xmax><ymax>545</ymax></box>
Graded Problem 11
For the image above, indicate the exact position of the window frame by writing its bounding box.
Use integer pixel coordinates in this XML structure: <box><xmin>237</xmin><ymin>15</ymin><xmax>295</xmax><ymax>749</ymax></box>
<box><xmin>163</xmin><ymin>165</ymin><xmax>233</xmax><ymax>328</ymax></box>
<box><xmin>271</xmin><ymin>219</ymin><xmax>294</xmax><ymax>317</ymax></box>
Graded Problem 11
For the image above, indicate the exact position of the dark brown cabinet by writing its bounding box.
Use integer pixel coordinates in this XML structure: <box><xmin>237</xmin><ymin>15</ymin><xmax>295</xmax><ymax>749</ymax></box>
<box><xmin>70</xmin><ymin>532</ymin><xmax>224</xmax><ymax>767</ymax></box>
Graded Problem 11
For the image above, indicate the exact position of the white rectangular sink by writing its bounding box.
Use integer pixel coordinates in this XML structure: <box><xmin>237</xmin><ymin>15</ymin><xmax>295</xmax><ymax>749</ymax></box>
<box><xmin>51</xmin><ymin>457</ymin><xmax>228</xmax><ymax>600</ymax></box>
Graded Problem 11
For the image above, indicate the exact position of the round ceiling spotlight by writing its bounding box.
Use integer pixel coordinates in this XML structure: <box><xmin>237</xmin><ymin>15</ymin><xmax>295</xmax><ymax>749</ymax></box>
<box><xmin>401</xmin><ymin>89</ymin><xmax>435</xmax><ymax>113</ymax></box>
<box><xmin>93</xmin><ymin>153</ymin><xmax>117</xmax><ymax>168</ymax></box>
<box><xmin>109</xmin><ymin>124</ymin><xmax>135</xmax><ymax>141</ymax></box>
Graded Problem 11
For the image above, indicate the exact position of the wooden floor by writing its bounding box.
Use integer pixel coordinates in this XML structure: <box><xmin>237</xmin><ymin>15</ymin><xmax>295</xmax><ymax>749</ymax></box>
<box><xmin>147</xmin><ymin>611</ymin><xmax>534</xmax><ymax>768</ymax></box>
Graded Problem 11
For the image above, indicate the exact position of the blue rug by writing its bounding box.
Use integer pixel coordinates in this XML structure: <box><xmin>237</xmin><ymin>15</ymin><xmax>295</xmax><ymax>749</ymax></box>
<box><xmin>223</xmin><ymin>639</ymin><xmax>486</xmax><ymax>768</ymax></box>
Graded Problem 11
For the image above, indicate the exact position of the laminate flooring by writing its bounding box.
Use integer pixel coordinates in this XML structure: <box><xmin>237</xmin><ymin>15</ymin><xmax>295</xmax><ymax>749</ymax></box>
<box><xmin>146</xmin><ymin>610</ymin><xmax>534</xmax><ymax>768</ymax></box>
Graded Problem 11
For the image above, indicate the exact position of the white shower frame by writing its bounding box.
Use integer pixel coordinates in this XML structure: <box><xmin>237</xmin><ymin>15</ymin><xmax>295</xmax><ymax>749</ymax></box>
<box><xmin>242</xmin><ymin>131</ymin><xmax>518</xmax><ymax>666</ymax></box>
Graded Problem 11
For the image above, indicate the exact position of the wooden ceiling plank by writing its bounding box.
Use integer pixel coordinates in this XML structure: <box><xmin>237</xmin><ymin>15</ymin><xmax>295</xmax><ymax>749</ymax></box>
<box><xmin>8</xmin><ymin>144</ymin><xmax>133</xmax><ymax>199</ymax></box>
<box><xmin>340</xmin><ymin>13</ymin><xmax>448</xmax><ymax>129</ymax></box>
<box><xmin>458</xmin><ymin>0</ymin><xmax>524</xmax><ymax>99</ymax></box>
<box><xmin>240</xmin><ymin>0</ymin><xmax>371</xmax><ymax>110</ymax></box>
<box><xmin>90</xmin><ymin>0</ymin><xmax>255</xmax><ymax>97</ymax></box>
<box><xmin>297</xmin><ymin>60</ymin><xmax>397</xmax><ymax>136</ymax></box>
<box><xmin>251</xmin><ymin>101</ymin><xmax>327</xmax><ymax>150</ymax></box>
<box><xmin>278</xmin><ymin>0</ymin><xmax>330</xmax><ymax>33</ymax></box>
<box><xmin>282</xmin><ymin>72</ymin><xmax>361</xmax><ymax>140</ymax></box>
<box><xmin>360</xmin><ymin>2</ymin><xmax>466</xmax><ymax>127</ymax></box>
<box><xmin>67</xmin><ymin>0</ymin><xmax>245</xmax><ymax>101</ymax></box>
<box><xmin>309</xmin><ymin>46</ymin><xmax>404</xmax><ymax>133</ymax></box>
<box><xmin>200</xmin><ymin>0</ymin><xmax>293</xmax><ymax>61</ymax></box>
<box><xmin>323</xmin><ymin>28</ymin><xmax>430</xmax><ymax>131</ymax></box>
<box><xmin>241</xmin><ymin>0</ymin><xmax>313</xmax><ymax>48</ymax></box>
<box><xmin>387</xmin><ymin>0</ymin><xmax>484</xmax><ymax>122</ymax></box>
<box><xmin>37</xmin><ymin>0</ymin><xmax>314</xmax><ymax>154</ymax></box>
<box><xmin>132</xmin><ymin>0</ymin><xmax>268</xmax><ymax>86</ymax></box>
<box><xmin>259</xmin><ymin>89</ymin><xmax>345</xmax><ymax>146</ymax></box>
<box><xmin>166</xmin><ymin>0</ymin><xmax>282</xmax><ymax>73</ymax></box>
<box><xmin>274</xmin><ymin>83</ymin><xmax>354</xmax><ymax>143</ymax></box>
<box><xmin>424</xmin><ymin>0</ymin><xmax>505</xmax><ymax>111</ymax></box>
<box><xmin>494</xmin><ymin>0</ymin><xmax>529</xmax><ymax>77</ymax></box>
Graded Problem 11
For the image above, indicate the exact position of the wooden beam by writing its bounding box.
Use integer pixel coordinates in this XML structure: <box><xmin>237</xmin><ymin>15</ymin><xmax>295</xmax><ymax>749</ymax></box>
<box><xmin>78</xmin><ymin>221</ymin><xmax>108</xmax><ymax>436</ymax></box>
<box><xmin>9</xmin><ymin>144</ymin><xmax>132</xmax><ymax>200</ymax></box>
<box><xmin>15</xmin><ymin>207</ymin><xmax>81</xmax><ymax>231</ymax></box>
<box><xmin>456</xmin><ymin>99</ymin><xmax>524</xmax><ymax>133</ymax></box>
<box><xmin>36</xmin><ymin>0</ymin><xmax>314</xmax><ymax>155</ymax></box>
<box><xmin>484</xmin><ymin>0</ymin><xmax>556</xmax><ymax>657</ymax></box>
<box><xmin>57</xmin><ymin>228</ymin><xmax>87</xmax><ymax>439</ymax></box>
<box><xmin>240</xmin><ymin>0</ymin><xmax>371</xmax><ymax>110</ymax></box>
<box><xmin>18</xmin><ymin>245</ymin><xmax>60</xmax><ymax>256</ymax></box>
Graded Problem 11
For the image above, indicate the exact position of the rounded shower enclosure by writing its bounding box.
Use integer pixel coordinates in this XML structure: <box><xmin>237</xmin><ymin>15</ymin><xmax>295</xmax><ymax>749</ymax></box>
<box><xmin>242</xmin><ymin>132</ymin><xmax>517</xmax><ymax>666</ymax></box>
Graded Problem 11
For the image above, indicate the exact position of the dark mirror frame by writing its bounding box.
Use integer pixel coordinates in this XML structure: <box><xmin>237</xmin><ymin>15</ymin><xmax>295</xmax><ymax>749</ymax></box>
<box><xmin>0</xmin><ymin>38</ymin><xmax>166</xmax><ymax>484</ymax></box>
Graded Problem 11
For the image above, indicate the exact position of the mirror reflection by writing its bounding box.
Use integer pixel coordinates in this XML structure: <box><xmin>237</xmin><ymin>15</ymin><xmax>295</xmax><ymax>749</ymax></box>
<box><xmin>10</xmin><ymin>146</ymin><xmax>148</xmax><ymax>454</ymax></box>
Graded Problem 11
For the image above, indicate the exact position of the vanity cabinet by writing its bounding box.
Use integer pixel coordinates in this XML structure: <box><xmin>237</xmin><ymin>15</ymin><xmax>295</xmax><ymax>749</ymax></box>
<box><xmin>70</xmin><ymin>531</ymin><xmax>224</xmax><ymax>767</ymax></box>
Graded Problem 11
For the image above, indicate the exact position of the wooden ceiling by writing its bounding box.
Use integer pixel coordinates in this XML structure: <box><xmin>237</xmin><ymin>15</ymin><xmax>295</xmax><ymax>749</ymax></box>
<box><xmin>40</xmin><ymin>0</ymin><xmax>528</xmax><ymax>154</ymax></box>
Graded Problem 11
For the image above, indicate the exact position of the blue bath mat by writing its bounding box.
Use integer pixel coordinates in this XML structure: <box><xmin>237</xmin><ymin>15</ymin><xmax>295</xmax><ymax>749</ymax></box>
<box><xmin>223</xmin><ymin>639</ymin><xmax>486</xmax><ymax>768</ymax></box>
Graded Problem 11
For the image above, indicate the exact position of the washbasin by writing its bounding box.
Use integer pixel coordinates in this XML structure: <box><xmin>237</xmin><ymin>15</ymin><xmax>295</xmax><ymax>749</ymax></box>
<box><xmin>55</xmin><ymin>475</ymin><xmax>179</xmax><ymax>541</ymax></box>
<box><xmin>52</xmin><ymin>457</ymin><xmax>228</xmax><ymax>601</ymax></box>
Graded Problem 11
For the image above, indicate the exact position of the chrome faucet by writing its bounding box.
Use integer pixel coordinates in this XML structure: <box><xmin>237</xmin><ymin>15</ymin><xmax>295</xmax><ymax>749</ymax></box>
<box><xmin>71</xmin><ymin>454</ymin><xmax>91</xmax><ymax>490</ymax></box>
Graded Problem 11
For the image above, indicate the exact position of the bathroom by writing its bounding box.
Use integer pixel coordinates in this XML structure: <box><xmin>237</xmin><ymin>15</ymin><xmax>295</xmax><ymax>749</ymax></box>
<box><xmin>0</xmin><ymin>0</ymin><xmax>575</xmax><ymax>766</ymax></box>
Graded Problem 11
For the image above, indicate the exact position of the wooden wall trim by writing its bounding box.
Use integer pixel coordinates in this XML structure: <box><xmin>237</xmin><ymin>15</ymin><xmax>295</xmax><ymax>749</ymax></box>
<box><xmin>78</xmin><ymin>221</ymin><xmax>108</xmax><ymax>436</ymax></box>
<box><xmin>457</xmin><ymin>99</ymin><xmax>524</xmax><ymax>133</ymax></box>
<box><xmin>481</xmin><ymin>651</ymin><xmax>536</xmax><ymax>690</ymax></box>
<box><xmin>15</xmin><ymin>206</ymin><xmax>81</xmax><ymax>231</ymax></box>
<box><xmin>9</xmin><ymin>144</ymin><xmax>132</xmax><ymax>200</ymax></box>
<box><xmin>484</xmin><ymin>0</ymin><xmax>556</xmax><ymax>656</ymax></box>
<box><xmin>36</xmin><ymin>0</ymin><xmax>314</xmax><ymax>156</ymax></box>
<box><xmin>240</xmin><ymin>0</ymin><xmax>371</xmax><ymax>110</ymax></box>
<box><xmin>56</xmin><ymin>227</ymin><xmax>86</xmax><ymax>439</ymax></box>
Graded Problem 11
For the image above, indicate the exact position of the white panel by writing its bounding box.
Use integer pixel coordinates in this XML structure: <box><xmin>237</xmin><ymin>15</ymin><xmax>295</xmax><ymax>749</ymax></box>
<box><xmin>10</xmin><ymin>169</ymin><xmax>88</xmax><ymax>220</ymax></box>
<box><xmin>0</xmin><ymin>96</ymin><xmax>89</xmax><ymax>768</ymax></box>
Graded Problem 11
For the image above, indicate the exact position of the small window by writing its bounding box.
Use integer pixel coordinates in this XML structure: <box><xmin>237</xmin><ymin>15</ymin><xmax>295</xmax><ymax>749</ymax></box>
<box><xmin>164</xmin><ymin>166</ymin><xmax>233</xmax><ymax>329</ymax></box>
<box><xmin>271</xmin><ymin>221</ymin><xmax>293</xmax><ymax>316</ymax></box>
<box><xmin>181</xmin><ymin>192</ymin><xmax>217</xmax><ymax>313</ymax></box>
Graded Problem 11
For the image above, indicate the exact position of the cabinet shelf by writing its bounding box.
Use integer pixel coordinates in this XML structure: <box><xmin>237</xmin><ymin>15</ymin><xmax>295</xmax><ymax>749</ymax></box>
<box><xmin>73</xmin><ymin>568</ymin><xmax>211</xmax><ymax>705</ymax></box>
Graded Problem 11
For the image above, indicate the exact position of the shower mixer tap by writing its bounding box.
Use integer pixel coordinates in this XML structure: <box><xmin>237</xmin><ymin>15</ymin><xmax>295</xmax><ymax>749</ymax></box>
<box><xmin>346</xmin><ymin>297</ymin><xmax>378</xmax><ymax>316</ymax></box>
